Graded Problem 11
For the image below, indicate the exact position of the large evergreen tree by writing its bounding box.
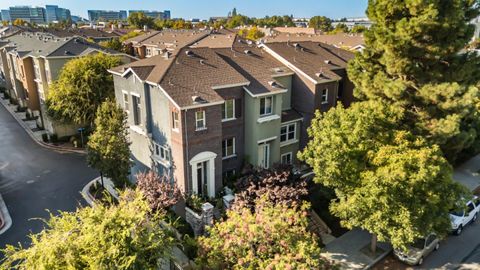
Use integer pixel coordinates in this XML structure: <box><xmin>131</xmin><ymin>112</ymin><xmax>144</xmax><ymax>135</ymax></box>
<box><xmin>87</xmin><ymin>100</ymin><xmax>131</xmax><ymax>187</ymax></box>
<box><xmin>46</xmin><ymin>53</ymin><xmax>121</xmax><ymax>128</ymax></box>
<box><xmin>348</xmin><ymin>0</ymin><xmax>480</xmax><ymax>162</ymax></box>
<box><xmin>0</xmin><ymin>190</ymin><xmax>177</xmax><ymax>269</ymax></box>
<box><xmin>299</xmin><ymin>101</ymin><xmax>467</xmax><ymax>250</ymax></box>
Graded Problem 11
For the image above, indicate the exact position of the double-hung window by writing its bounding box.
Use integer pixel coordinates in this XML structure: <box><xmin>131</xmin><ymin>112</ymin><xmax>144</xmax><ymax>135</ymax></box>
<box><xmin>132</xmin><ymin>95</ymin><xmax>141</xmax><ymax>126</ymax></box>
<box><xmin>172</xmin><ymin>111</ymin><xmax>180</xmax><ymax>130</ymax></box>
<box><xmin>222</xmin><ymin>99</ymin><xmax>235</xmax><ymax>121</ymax></box>
<box><xmin>260</xmin><ymin>96</ymin><xmax>273</xmax><ymax>116</ymax></box>
<box><xmin>321</xmin><ymin>89</ymin><xmax>328</xmax><ymax>104</ymax></box>
<box><xmin>195</xmin><ymin>110</ymin><xmax>206</xmax><ymax>130</ymax></box>
<box><xmin>123</xmin><ymin>92</ymin><xmax>129</xmax><ymax>112</ymax></box>
<box><xmin>222</xmin><ymin>137</ymin><xmax>236</xmax><ymax>158</ymax></box>
<box><xmin>281</xmin><ymin>152</ymin><xmax>293</xmax><ymax>164</ymax></box>
<box><xmin>154</xmin><ymin>143</ymin><xmax>170</xmax><ymax>162</ymax></box>
<box><xmin>280</xmin><ymin>123</ymin><xmax>296</xmax><ymax>143</ymax></box>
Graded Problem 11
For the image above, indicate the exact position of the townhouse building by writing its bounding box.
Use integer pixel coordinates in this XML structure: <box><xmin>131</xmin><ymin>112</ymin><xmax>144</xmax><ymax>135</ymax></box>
<box><xmin>109</xmin><ymin>35</ymin><xmax>354</xmax><ymax>200</ymax></box>
<box><xmin>0</xmin><ymin>31</ymin><xmax>136</xmax><ymax>138</ymax></box>
<box><xmin>123</xmin><ymin>29</ymin><xmax>209</xmax><ymax>59</ymax></box>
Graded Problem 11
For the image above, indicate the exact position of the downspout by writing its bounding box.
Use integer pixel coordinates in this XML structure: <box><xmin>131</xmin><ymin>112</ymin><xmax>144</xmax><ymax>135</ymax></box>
<box><xmin>183</xmin><ymin>109</ymin><xmax>190</xmax><ymax>193</ymax></box>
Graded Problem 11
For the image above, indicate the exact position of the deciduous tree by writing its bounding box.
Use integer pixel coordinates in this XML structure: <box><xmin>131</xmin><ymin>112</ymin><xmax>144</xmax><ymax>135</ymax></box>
<box><xmin>46</xmin><ymin>53</ymin><xmax>121</xmax><ymax>127</ymax></box>
<box><xmin>299</xmin><ymin>101</ymin><xmax>467</xmax><ymax>250</ymax></box>
<box><xmin>128</xmin><ymin>12</ymin><xmax>155</xmax><ymax>29</ymax></box>
<box><xmin>197</xmin><ymin>198</ymin><xmax>332</xmax><ymax>269</ymax></box>
<box><xmin>87</xmin><ymin>100</ymin><xmax>131</xmax><ymax>187</ymax></box>
<box><xmin>136</xmin><ymin>171</ymin><xmax>181</xmax><ymax>214</ymax></box>
<box><xmin>348</xmin><ymin>0</ymin><xmax>480</xmax><ymax>162</ymax></box>
<box><xmin>309</xmin><ymin>16</ymin><xmax>333</xmax><ymax>32</ymax></box>
<box><xmin>0</xmin><ymin>190</ymin><xmax>177</xmax><ymax>270</ymax></box>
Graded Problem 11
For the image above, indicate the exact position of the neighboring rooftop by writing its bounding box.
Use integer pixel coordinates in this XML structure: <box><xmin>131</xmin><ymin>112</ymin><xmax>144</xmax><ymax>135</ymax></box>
<box><xmin>191</xmin><ymin>29</ymin><xmax>238</xmax><ymax>49</ymax></box>
<box><xmin>215</xmin><ymin>39</ymin><xmax>294</xmax><ymax>95</ymax></box>
<box><xmin>262</xmin><ymin>33</ymin><xmax>365</xmax><ymax>51</ymax></box>
<box><xmin>273</xmin><ymin>27</ymin><xmax>316</xmax><ymax>35</ymax></box>
<box><xmin>263</xmin><ymin>41</ymin><xmax>355</xmax><ymax>82</ymax></box>
<box><xmin>129</xmin><ymin>29</ymin><xmax>209</xmax><ymax>52</ymax></box>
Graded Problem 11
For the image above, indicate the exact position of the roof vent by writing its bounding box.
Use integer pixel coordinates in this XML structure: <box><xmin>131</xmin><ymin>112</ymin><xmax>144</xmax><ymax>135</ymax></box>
<box><xmin>64</xmin><ymin>50</ymin><xmax>72</xmax><ymax>55</ymax></box>
<box><xmin>268</xmin><ymin>81</ymin><xmax>281</xmax><ymax>88</ymax></box>
<box><xmin>200</xmin><ymin>60</ymin><xmax>205</xmax><ymax>65</ymax></box>
<box><xmin>185</xmin><ymin>50</ymin><xmax>194</xmax><ymax>56</ymax></box>
<box><xmin>274</xmin><ymin>67</ymin><xmax>284</xmax><ymax>73</ymax></box>
<box><xmin>293</xmin><ymin>43</ymin><xmax>300</xmax><ymax>48</ymax></box>
<box><xmin>315</xmin><ymin>71</ymin><xmax>329</xmax><ymax>79</ymax></box>
<box><xmin>324</xmin><ymin>60</ymin><xmax>331</xmax><ymax>65</ymax></box>
<box><xmin>244</xmin><ymin>50</ymin><xmax>252</xmax><ymax>55</ymax></box>
<box><xmin>192</xmin><ymin>96</ymin><xmax>206</xmax><ymax>104</ymax></box>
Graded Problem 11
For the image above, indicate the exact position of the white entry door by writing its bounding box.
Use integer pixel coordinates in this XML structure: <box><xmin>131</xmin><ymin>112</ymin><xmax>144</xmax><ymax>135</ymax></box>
<box><xmin>258</xmin><ymin>143</ymin><xmax>270</xmax><ymax>169</ymax></box>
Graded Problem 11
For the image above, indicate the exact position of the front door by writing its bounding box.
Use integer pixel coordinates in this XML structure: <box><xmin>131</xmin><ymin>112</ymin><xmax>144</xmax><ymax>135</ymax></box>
<box><xmin>196</xmin><ymin>161</ymin><xmax>208</xmax><ymax>196</ymax></box>
<box><xmin>258</xmin><ymin>143</ymin><xmax>270</xmax><ymax>169</ymax></box>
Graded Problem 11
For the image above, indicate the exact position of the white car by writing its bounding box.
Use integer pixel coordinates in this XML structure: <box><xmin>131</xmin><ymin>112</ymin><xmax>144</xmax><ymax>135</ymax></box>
<box><xmin>450</xmin><ymin>196</ymin><xmax>480</xmax><ymax>235</ymax></box>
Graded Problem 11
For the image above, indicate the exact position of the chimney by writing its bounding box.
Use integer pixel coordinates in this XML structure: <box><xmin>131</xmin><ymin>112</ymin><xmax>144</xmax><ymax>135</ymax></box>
<box><xmin>143</xmin><ymin>25</ymin><xmax>148</xmax><ymax>32</ymax></box>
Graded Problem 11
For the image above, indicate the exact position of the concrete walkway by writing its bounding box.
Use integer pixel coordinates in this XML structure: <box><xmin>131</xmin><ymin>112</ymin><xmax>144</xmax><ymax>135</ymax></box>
<box><xmin>323</xmin><ymin>229</ymin><xmax>392</xmax><ymax>270</ymax></box>
<box><xmin>453</xmin><ymin>155</ymin><xmax>480</xmax><ymax>192</ymax></box>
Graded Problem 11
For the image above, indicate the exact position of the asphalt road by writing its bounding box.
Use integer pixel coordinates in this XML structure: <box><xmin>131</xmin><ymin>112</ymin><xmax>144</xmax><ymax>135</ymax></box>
<box><xmin>0</xmin><ymin>103</ymin><xmax>97</xmax><ymax>249</ymax></box>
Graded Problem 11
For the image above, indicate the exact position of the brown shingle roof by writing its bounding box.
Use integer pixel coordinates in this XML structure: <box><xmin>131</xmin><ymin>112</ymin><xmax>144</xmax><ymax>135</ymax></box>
<box><xmin>282</xmin><ymin>109</ymin><xmax>303</xmax><ymax>123</ymax></box>
<box><xmin>215</xmin><ymin>40</ymin><xmax>293</xmax><ymax>95</ymax></box>
<box><xmin>110</xmin><ymin>53</ymin><xmax>174</xmax><ymax>83</ymax></box>
<box><xmin>159</xmin><ymin>47</ymin><xmax>249</xmax><ymax>107</ymax></box>
<box><xmin>133</xmin><ymin>29</ymin><xmax>209</xmax><ymax>51</ymax></box>
<box><xmin>263</xmin><ymin>33</ymin><xmax>365</xmax><ymax>50</ymax></box>
<box><xmin>264</xmin><ymin>41</ymin><xmax>354</xmax><ymax>82</ymax></box>
<box><xmin>191</xmin><ymin>29</ymin><xmax>237</xmax><ymax>49</ymax></box>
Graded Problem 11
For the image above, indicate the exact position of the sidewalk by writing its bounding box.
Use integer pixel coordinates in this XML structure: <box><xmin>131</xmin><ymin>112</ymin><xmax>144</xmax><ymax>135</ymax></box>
<box><xmin>0</xmin><ymin>193</ymin><xmax>12</xmax><ymax>235</ymax></box>
<box><xmin>0</xmin><ymin>93</ymin><xmax>86</xmax><ymax>154</ymax></box>
<box><xmin>323</xmin><ymin>229</ymin><xmax>392</xmax><ymax>270</ymax></box>
<box><xmin>453</xmin><ymin>154</ymin><xmax>480</xmax><ymax>192</ymax></box>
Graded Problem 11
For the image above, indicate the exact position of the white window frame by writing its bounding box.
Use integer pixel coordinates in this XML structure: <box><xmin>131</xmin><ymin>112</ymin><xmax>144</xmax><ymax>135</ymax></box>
<box><xmin>172</xmin><ymin>110</ymin><xmax>180</xmax><ymax>131</ymax></box>
<box><xmin>280</xmin><ymin>123</ymin><xmax>296</xmax><ymax>143</ymax></box>
<box><xmin>195</xmin><ymin>110</ymin><xmax>206</xmax><ymax>131</ymax></box>
<box><xmin>146</xmin><ymin>47</ymin><xmax>153</xmax><ymax>57</ymax></box>
<box><xmin>122</xmin><ymin>91</ymin><xmax>129</xmax><ymax>113</ymax></box>
<box><xmin>131</xmin><ymin>93</ymin><xmax>142</xmax><ymax>126</ymax></box>
<box><xmin>222</xmin><ymin>137</ymin><xmax>236</xmax><ymax>159</ymax></box>
<box><xmin>153</xmin><ymin>142</ymin><xmax>171</xmax><ymax>165</ymax></box>
<box><xmin>260</xmin><ymin>96</ymin><xmax>273</xmax><ymax>116</ymax></box>
<box><xmin>321</xmin><ymin>89</ymin><xmax>328</xmax><ymax>104</ymax></box>
<box><xmin>281</xmin><ymin>152</ymin><xmax>293</xmax><ymax>165</ymax></box>
<box><xmin>222</xmin><ymin>99</ymin><xmax>235</xmax><ymax>122</ymax></box>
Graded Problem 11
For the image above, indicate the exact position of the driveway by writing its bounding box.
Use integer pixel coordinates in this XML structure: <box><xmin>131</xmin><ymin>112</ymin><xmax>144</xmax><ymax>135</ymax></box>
<box><xmin>0</xmin><ymin>103</ymin><xmax>97</xmax><ymax>249</ymax></box>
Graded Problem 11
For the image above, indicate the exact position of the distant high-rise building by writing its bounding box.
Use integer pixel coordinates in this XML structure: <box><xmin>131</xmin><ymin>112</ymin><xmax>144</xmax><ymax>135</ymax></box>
<box><xmin>163</xmin><ymin>10</ymin><xmax>171</xmax><ymax>20</ymax></box>
<box><xmin>0</xmin><ymin>10</ymin><xmax>10</xmax><ymax>22</ymax></box>
<box><xmin>87</xmin><ymin>10</ymin><xmax>127</xmax><ymax>22</ymax></box>
<box><xmin>9</xmin><ymin>6</ymin><xmax>46</xmax><ymax>24</ymax></box>
<box><xmin>129</xmin><ymin>10</ymin><xmax>164</xmax><ymax>19</ymax></box>
<box><xmin>45</xmin><ymin>5</ymin><xmax>71</xmax><ymax>23</ymax></box>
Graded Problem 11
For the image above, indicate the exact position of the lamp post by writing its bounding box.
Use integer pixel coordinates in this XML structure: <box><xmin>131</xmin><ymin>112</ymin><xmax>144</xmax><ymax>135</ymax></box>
<box><xmin>77</xmin><ymin>127</ymin><xmax>85</xmax><ymax>148</ymax></box>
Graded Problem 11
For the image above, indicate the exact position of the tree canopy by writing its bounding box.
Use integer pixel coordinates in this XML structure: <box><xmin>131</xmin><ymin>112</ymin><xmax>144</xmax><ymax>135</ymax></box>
<box><xmin>136</xmin><ymin>171</ymin><xmax>181</xmax><ymax>214</ymax></box>
<box><xmin>87</xmin><ymin>100</ymin><xmax>131</xmax><ymax>187</ymax></box>
<box><xmin>197</xmin><ymin>198</ymin><xmax>331</xmax><ymax>269</ymax></box>
<box><xmin>348</xmin><ymin>0</ymin><xmax>480</xmax><ymax>162</ymax></box>
<box><xmin>309</xmin><ymin>16</ymin><xmax>333</xmax><ymax>32</ymax></box>
<box><xmin>46</xmin><ymin>53</ymin><xmax>121</xmax><ymax>127</ymax></box>
<box><xmin>98</xmin><ymin>38</ymin><xmax>124</xmax><ymax>52</ymax></box>
<box><xmin>0</xmin><ymin>190</ymin><xmax>177</xmax><ymax>270</ymax></box>
<box><xmin>128</xmin><ymin>12</ymin><xmax>155</xmax><ymax>29</ymax></box>
<box><xmin>238</xmin><ymin>26</ymin><xmax>265</xmax><ymax>41</ymax></box>
<box><xmin>299</xmin><ymin>101</ymin><xmax>467</xmax><ymax>249</ymax></box>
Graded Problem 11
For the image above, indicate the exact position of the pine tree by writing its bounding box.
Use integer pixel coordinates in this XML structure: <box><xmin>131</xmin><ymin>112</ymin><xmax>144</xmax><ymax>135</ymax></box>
<box><xmin>348</xmin><ymin>0</ymin><xmax>480</xmax><ymax>162</ymax></box>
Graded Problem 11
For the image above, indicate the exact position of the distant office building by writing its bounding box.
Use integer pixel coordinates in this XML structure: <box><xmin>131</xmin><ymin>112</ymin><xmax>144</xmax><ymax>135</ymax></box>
<box><xmin>9</xmin><ymin>6</ymin><xmax>46</xmax><ymax>24</ymax></box>
<box><xmin>88</xmin><ymin>10</ymin><xmax>127</xmax><ymax>22</ymax></box>
<box><xmin>1</xmin><ymin>10</ymin><xmax>10</xmax><ymax>22</ymax></box>
<box><xmin>45</xmin><ymin>5</ymin><xmax>71</xmax><ymax>23</ymax></box>
<box><xmin>129</xmin><ymin>10</ymin><xmax>162</xmax><ymax>19</ymax></box>
<box><xmin>163</xmin><ymin>10</ymin><xmax>171</xmax><ymax>20</ymax></box>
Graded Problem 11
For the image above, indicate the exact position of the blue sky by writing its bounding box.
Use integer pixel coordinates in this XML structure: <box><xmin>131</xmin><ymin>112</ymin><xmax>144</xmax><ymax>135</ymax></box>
<box><xmin>0</xmin><ymin>0</ymin><xmax>368</xmax><ymax>20</ymax></box>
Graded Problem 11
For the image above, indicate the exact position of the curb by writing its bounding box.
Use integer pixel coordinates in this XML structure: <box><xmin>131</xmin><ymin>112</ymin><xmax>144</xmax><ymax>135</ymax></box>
<box><xmin>0</xmin><ymin>95</ymin><xmax>86</xmax><ymax>155</ymax></box>
<box><xmin>0</xmin><ymin>194</ymin><xmax>12</xmax><ymax>235</ymax></box>
<box><xmin>81</xmin><ymin>177</ymin><xmax>119</xmax><ymax>206</ymax></box>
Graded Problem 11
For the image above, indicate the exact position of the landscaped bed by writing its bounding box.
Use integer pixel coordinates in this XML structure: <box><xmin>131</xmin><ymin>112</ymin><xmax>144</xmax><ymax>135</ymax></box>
<box><xmin>89</xmin><ymin>181</ymin><xmax>118</xmax><ymax>205</ymax></box>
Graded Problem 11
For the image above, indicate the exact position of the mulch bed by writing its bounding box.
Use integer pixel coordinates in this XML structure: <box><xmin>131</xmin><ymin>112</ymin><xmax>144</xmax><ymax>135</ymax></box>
<box><xmin>89</xmin><ymin>182</ymin><xmax>117</xmax><ymax>205</ymax></box>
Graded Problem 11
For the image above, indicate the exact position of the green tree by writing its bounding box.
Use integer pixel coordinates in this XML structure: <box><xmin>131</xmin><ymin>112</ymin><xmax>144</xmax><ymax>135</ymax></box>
<box><xmin>99</xmin><ymin>38</ymin><xmax>124</xmax><ymax>51</ymax></box>
<box><xmin>309</xmin><ymin>16</ymin><xmax>333</xmax><ymax>32</ymax></box>
<box><xmin>238</xmin><ymin>26</ymin><xmax>265</xmax><ymax>41</ymax></box>
<box><xmin>0</xmin><ymin>190</ymin><xmax>177</xmax><ymax>270</ymax></box>
<box><xmin>348</xmin><ymin>0</ymin><xmax>480</xmax><ymax>162</ymax></box>
<box><xmin>128</xmin><ymin>11</ymin><xmax>155</xmax><ymax>29</ymax></box>
<box><xmin>232</xmin><ymin>7</ymin><xmax>238</xmax><ymax>17</ymax></box>
<box><xmin>12</xmin><ymin>18</ymin><xmax>28</xmax><ymax>26</ymax></box>
<box><xmin>87</xmin><ymin>100</ymin><xmax>131</xmax><ymax>187</ymax></box>
<box><xmin>119</xmin><ymin>31</ymin><xmax>142</xmax><ymax>42</ymax></box>
<box><xmin>46</xmin><ymin>53</ymin><xmax>121</xmax><ymax>127</ymax></box>
<box><xmin>299</xmin><ymin>101</ymin><xmax>467</xmax><ymax>250</ymax></box>
<box><xmin>350</xmin><ymin>25</ymin><xmax>367</xmax><ymax>33</ymax></box>
<box><xmin>226</xmin><ymin>15</ymin><xmax>251</xmax><ymax>28</ymax></box>
<box><xmin>197</xmin><ymin>198</ymin><xmax>331</xmax><ymax>269</ymax></box>
<box><xmin>330</xmin><ymin>23</ymin><xmax>349</xmax><ymax>34</ymax></box>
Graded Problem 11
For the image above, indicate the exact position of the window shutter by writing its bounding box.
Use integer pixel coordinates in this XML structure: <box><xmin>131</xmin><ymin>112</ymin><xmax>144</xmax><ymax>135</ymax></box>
<box><xmin>235</xmin><ymin>98</ymin><xmax>242</xmax><ymax>118</ymax></box>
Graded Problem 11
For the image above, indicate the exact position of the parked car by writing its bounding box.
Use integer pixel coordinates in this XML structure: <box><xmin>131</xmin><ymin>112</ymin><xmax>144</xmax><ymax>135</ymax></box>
<box><xmin>394</xmin><ymin>233</ymin><xmax>440</xmax><ymax>266</ymax></box>
<box><xmin>450</xmin><ymin>196</ymin><xmax>480</xmax><ymax>235</ymax></box>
